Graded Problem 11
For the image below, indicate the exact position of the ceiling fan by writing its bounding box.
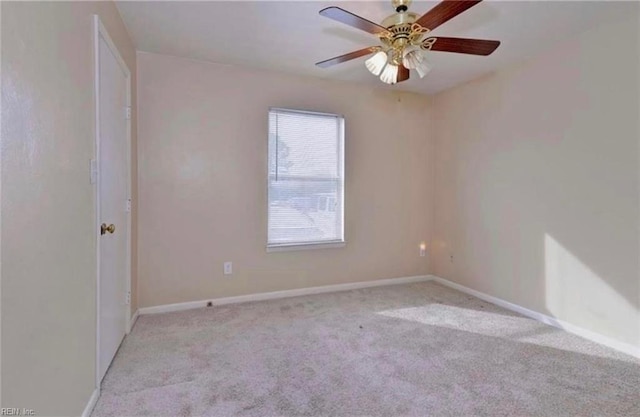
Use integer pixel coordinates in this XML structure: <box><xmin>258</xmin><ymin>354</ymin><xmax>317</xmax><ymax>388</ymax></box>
<box><xmin>316</xmin><ymin>0</ymin><xmax>500</xmax><ymax>85</ymax></box>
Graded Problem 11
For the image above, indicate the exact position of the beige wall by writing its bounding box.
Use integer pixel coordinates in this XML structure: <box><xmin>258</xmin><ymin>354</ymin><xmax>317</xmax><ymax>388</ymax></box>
<box><xmin>1</xmin><ymin>1</ymin><xmax>137</xmax><ymax>415</ymax></box>
<box><xmin>137</xmin><ymin>52</ymin><xmax>434</xmax><ymax>308</ymax></box>
<box><xmin>3</xmin><ymin>3</ymin><xmax>637</xmax><ymax>414</ymax></box>
<box><xmin>432</xmin><ymin>10</ymin><xmax>640</xmax><ymax>348</ymax></box>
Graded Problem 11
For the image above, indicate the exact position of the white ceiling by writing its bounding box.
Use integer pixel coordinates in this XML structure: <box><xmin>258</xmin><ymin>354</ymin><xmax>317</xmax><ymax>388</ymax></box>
<box><xmin>116</xmin><ymin>1</ymin><xmax>633</xmax><ymax>95</ymax></box>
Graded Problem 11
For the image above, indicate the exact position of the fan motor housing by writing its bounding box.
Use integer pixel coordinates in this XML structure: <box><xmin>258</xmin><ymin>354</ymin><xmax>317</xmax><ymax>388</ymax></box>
<box><xmin>381</xmin><ymin>11</ymin><xmax>419</xmax><ymax>28</ymax></box>
<box><xmin>391</xmin><ymin>0</ymin><xmax>412</xmax><ymax>12</ymax></box>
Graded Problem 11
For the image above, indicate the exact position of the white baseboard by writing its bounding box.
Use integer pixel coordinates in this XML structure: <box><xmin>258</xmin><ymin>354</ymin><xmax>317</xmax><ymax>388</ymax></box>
<box><xmin>128</xmin><ymin>309</ymin><xmax>140</xmax><ymax>333</ymax></box>
<box><xmin>138</xmin><ymin>275</ymin><xmax>431</xmax><ymax>315</ymax></box>
<box><xmin>429</xmin><ymin>275</ymin><xmax>640</xmax><ymax>359</ymax></box>
<box><xmin>135</xmin><ymin>273</ymin><xmax>638</xmax><ymax>359</ymax></box>
<box><xmin>81</xmin><ymin>388</ymin><xmax>99</xmax><ymax>417</ymax></box>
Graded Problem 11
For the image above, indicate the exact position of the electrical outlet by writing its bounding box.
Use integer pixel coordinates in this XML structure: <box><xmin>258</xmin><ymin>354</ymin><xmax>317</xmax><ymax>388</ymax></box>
<box><xmin>224</xmin><ymin>262</ymin><xmax>232</xmax><ymax>275</ymax></box>
<box><xmin>450</xmin><ymin>254</ymin><xmax>454</xmax><ymax>263</ymax></box>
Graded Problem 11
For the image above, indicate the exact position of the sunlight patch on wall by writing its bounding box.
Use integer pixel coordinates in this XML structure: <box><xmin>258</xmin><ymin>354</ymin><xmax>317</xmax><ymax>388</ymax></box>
<box><xmin>544</xmin><ymin>234</ymin><xmax>637</xmax><ymax>345</ymax></box>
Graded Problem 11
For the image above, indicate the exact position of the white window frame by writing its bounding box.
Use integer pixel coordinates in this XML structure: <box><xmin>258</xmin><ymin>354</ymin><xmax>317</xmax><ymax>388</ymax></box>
<box><xmin>266</xmin><ymin>107</ymin><xmax>345</xmax><ymax>252</ymax></box>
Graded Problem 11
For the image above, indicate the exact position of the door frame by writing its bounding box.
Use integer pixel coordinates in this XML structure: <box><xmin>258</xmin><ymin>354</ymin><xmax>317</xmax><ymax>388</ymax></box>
<box><xmin>93</xmin><ymin>15</ymin><xmax>132</xmax><ymax>388</ymax></box>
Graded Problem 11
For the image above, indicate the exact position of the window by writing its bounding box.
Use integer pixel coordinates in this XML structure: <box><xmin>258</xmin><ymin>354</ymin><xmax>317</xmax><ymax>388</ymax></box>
<box><xmin>267</xmin><ymin>108</ymin><xmax>345</xmax><ymax>250</ymax></box>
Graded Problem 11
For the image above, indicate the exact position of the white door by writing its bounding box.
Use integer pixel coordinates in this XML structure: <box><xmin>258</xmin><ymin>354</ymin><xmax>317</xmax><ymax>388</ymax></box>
<box><xmin>97</xmin><ymin>28</ymin><xmax>129</xmax><ymax>382</ymax></box>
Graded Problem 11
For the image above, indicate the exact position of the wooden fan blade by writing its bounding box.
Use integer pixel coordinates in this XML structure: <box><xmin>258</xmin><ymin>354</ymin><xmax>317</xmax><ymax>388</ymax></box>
<box><xmin>429</xmin><ymin>37</ymin><xmax>500</xmax><ymax>55</ymax></box>
<box><xmin>320</xmin><ymin>7</ymin><xmax>389</xmax><ymax>35</ymax></box>
<box><xmin>315</xmin><ymin>47</ymin><xmax>378</xmax><ymax>68</ymax></box>
<box><xmin>397</xmin><ymin>65</ymin><xmax>410</xmax><ymax>82</ymax></box>
<box><xmin>415</xmin><ymin>0</ymin><xmax>482</xmax><ymax>31</ymax></box>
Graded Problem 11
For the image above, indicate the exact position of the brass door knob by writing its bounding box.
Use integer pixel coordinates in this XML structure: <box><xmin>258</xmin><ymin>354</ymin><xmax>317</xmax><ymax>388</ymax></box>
<box><xmin>101</xmin><ymin>223</ymin><xmax>116</xmax><ymax>235</ymax></box>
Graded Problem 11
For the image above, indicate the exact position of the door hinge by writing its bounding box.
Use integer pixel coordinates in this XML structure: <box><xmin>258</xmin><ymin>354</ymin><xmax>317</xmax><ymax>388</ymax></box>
<box><xmin>125</xmin><ymin>291</ymin><xmax>131</xmax><ymax>305</ymax></box>
<box><xmin>126</xmin><ymin>198</ymin><xmax>132</xmax><ymax>213</ymax></box>
<box><xmin>125</xmin><ymin>107</ymin><xmax>131</xmax><ymax>120</ymax></box>
<box><xmin>90</xmin><ymin>159</ymin><xmax>98</xmax><ymax>184</ymax></box>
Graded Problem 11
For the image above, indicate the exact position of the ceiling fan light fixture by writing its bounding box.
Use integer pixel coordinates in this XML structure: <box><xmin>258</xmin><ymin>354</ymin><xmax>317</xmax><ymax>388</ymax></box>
<box><xmin>402</xmin><ymin>46</ymin><xmax>425</xmax><ymax>70</ymax></box>
<box><xmin>414</xmin><ymin>59</ymin><xmax>432</xmax><ymax>78</ymax></box>
<box><xmin>365</xmin><ymin>51</ymin><xmax>388</xmax><ymax>76</ymax></box>
<box><xmin>380</xmin><ymin>63</ymin><xmax>399</xmax><ymax>84</ymax></box>
<box><xmin>402</xmin><ymin>46</ymin><xmax>431</xmax><ymax>78</ymax></box>
<box><xmin>316</xmin><ymin>1</ymin><xmax>501</xmax><ymax>85</ymax></box>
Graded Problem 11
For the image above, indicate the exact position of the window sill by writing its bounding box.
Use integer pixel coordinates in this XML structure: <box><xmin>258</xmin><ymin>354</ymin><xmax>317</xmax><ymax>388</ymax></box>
<box><xmin>266</xmin><ymin>241</ymin><xmax>346</xmax><ymax>253</ymax></box>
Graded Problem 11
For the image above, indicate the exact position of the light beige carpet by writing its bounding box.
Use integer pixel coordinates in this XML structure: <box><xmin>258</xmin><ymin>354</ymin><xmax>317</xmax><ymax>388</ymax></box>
<box><xmin>92</xmin><ymin>282</ymin><xmax>640</xmax><ymax>417</ymax></box>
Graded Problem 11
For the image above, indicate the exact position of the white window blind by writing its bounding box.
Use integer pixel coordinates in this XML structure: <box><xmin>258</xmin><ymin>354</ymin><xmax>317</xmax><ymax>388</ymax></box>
<box><xmin>268</xmin><ymin>108</ymin><xmax>345</xmax><ymax>249</ymax></box>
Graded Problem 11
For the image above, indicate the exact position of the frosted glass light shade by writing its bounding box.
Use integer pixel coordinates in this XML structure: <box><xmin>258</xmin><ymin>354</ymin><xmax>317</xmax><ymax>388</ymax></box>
<box><xmin>365</xmin><ymin>51</ymin><xmax>388</xmax><ymax>76</ymax></box>
<box><xmin>403</xmin><ymin>47</ymin><xmax>432</xmax><ymax>79</ymax></box>
<box><xmin>380</xmin><ymin>63</ymin><xmax>399</xmax><ymax>84</ymax></box>
<box><xmin>402</xmin><ymin>47</ymin><xmax>424</xmax><ymax>69</ymax></box>
<box><xmin>414</xmin><ymin>59</ymin><xmax>432</xmax><ymax>78</ymax></box>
